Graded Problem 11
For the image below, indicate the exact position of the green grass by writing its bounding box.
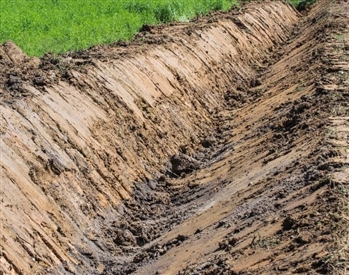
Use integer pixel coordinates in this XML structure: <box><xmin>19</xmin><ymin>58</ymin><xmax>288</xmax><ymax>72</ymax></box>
<box><xmin>290</xmin><ymin>0</ymin><xmax>317</xmax><ymax>10</ymax></box>
<box><xmin>290</xmin><ymin>0</ymin><xmax>302</xmax><ymax>5</ymax></box>
<box><xmin>0</xmin><ymin>0</ymin><xmax>238</xmax><ymax>56</ymax></box>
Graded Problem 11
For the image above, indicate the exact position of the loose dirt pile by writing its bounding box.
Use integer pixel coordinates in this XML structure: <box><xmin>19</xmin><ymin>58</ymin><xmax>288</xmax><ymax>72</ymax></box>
<box><xmin>0</xmin><ymin>0</ymin><xmax>348</xmax><ymax>274</ymax></box>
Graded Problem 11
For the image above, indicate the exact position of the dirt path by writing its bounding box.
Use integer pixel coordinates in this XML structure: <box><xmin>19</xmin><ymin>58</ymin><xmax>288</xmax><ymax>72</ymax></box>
<box><xmin>1</xmin><ymin>1</ymin><xmax>348</xmax><ymax>274</ymax></box>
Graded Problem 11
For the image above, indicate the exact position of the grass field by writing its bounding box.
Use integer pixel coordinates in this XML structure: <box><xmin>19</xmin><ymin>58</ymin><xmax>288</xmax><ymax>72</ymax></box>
<box><xmin>0</xmin><ymin>0</ymin><xmax>239</xmax><ymax>56</ymax></box>
<box><xmin>0</xmin><ymin>0</ymin><xmax>309</xmax><ymax>57</ymax></box>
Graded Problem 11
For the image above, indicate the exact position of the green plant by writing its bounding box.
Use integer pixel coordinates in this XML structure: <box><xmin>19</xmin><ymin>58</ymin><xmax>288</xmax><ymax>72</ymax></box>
<box><xmin>332</xmin><ymin>33</ymin><xmax>346</xmax><ymax>42</ymax></box>
<box><xmin>294</xmin><ymin>0</ymin><xmax>317</xmax><ymax>11</ymax></box>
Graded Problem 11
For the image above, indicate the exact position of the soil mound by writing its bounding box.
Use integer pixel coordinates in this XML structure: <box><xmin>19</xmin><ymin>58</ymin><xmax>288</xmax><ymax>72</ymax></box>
<box><xmin>1</xmin><ymin>1</ymin><xmax>348</xmax><ymax>274</ymax></box>
<box><xmin>0</xmin><ymin>41</ymin><xmax>27</xmax><ymax>65</ymax></box>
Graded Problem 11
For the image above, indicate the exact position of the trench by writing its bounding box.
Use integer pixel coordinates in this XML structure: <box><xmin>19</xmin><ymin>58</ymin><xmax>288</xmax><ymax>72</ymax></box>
<box><xmin>1</xmin><ymin>0</ymin><xmax>349</xmax><ymax>274</ymax></box>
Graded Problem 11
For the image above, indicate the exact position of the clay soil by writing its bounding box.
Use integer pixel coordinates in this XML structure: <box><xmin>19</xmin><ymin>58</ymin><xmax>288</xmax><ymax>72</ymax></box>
<box><xmin>0</xmin><ymin>0</ymin><xmax>348</xmax><ymax>275</ymax></box>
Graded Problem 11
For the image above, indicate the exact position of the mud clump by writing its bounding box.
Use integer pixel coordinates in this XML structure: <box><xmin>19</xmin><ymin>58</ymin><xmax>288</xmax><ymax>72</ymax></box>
<box><xmin>168</xmin><ymin>153</ymin><xmax>202</xmax><ymax>177</ymax></box>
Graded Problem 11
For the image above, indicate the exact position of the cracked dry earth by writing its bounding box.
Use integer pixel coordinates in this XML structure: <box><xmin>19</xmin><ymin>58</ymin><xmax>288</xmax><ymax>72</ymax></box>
<box><xmin>0</xmin><ymin>0</ymin><xmax>348</xmax><ymax>274</ymax></box>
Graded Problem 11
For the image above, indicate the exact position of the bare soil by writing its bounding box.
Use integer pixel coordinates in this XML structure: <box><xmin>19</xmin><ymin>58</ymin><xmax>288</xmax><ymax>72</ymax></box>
<box><xmin>0</xmin><ymin>1</ymin><xmax>348</xmax><ymax>274</ymax></box>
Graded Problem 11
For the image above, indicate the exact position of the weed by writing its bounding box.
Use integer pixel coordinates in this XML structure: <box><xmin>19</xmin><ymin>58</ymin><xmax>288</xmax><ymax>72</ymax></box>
<box><xmin>342</xmin><ymin>55</ymin><xmax>349</xmax><ymax>62</ymax></box>
<box><xmin>294</xmin><ymin>0</ymin><xmax>317</xmax><ymax>11</ymax></box>
<box><xmin>295</xmin><ymin>85</ymin><xmax>306</xmax><ymax>93</ymax></box>
<box><xmin>332</xmin><ymin>33</ymin><xmax>346</xmax><ymax>42</ymax></box>
<box><xmin>255</xmin><ymin>236</ymin><xmax>280</xmax><ymax>249</ymax></box>
<box><xmin>331</xmin><ymin>105</ymin><xmax>349</xmax><ymax>116</ymax></box>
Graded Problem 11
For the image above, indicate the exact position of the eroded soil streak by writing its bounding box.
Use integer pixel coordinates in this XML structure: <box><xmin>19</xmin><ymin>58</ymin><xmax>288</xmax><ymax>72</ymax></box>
<box><xmin>0</xmin><ymin>0</ymin><xmax>348</xmax><ymax>274</ymax></box>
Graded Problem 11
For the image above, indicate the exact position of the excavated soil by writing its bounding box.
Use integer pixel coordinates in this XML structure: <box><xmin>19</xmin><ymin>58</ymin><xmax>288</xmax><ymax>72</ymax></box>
<box><xmin>1</xmin><ymin>0</ymin><xmax>348</xmax><ymax>274</ymax></box>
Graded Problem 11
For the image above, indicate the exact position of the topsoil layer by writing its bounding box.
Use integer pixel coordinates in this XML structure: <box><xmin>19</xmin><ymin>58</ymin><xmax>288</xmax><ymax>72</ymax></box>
<box><xmin>0</xmin><ymin>0</ymin><xmax>348</xmax><ymax>274</ymax></box>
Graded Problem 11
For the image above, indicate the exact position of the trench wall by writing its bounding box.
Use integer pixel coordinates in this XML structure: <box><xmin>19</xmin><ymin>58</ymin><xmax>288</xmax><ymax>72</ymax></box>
<box><xmin>0</xmin><ymin>2</ymin><xmax>298</xmax><ymax>274</ymax></box>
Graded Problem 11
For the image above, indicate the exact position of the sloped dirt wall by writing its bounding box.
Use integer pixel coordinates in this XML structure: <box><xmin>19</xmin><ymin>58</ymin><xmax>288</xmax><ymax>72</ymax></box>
<box><xmin>0</xmin><ymin>2</ymin><xmax>299</xmax><ymax>274</ymax></box>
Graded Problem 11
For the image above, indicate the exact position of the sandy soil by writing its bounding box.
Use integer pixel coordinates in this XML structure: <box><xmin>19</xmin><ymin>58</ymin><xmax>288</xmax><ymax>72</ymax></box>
<box><xmin>0</xmin><ymin>0</ymin><xmax>348</xmax><ymax>274</ymax></box>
